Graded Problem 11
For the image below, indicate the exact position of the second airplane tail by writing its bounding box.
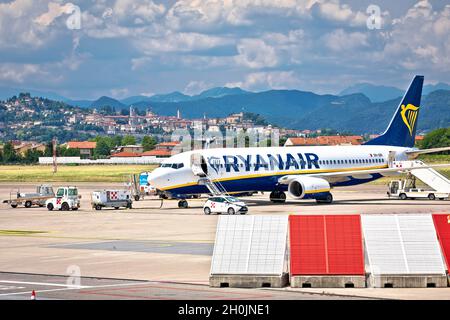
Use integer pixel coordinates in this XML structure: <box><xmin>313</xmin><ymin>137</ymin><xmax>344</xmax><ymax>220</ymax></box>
<box><xmin>364</xmin><ymin>75</ymin><xmax>424</xmax><ymax>148</ymax></box>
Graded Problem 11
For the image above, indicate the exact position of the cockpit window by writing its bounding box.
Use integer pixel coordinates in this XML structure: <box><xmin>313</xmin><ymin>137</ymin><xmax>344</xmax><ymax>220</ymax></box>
<box><xmin>160</xmin><ymin>163</ymin><xmax>184</xmax><ymax>169</ymax></box>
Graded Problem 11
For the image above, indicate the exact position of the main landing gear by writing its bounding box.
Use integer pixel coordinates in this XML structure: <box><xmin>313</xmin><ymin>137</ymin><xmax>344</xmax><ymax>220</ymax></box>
<box><xmin>178</xmin><ymin>200</ymin><xmax>189</xmax><ymax>208</ymax></box>
<box><xmin>316</xmin><ymin>193</ymin><xmax>333</xmax><ymax>204</ymax></box>
<box><xmin>270</xmin><ymin>191</ymin><xmax>286</xmax><ymax>203</ymax></box>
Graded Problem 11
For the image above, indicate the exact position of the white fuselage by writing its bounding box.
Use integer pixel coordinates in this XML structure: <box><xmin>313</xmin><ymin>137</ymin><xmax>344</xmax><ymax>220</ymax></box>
<box><xmin>148</xmin><ymin>145</ymin><xmax>412</xmax><ymax>197</ymax></box>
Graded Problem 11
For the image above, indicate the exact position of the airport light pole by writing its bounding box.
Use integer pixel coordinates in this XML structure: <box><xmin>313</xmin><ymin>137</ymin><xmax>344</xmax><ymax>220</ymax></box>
<box><xmin>52</xmin><ymin>137</ymin><xmax>57</xmax><ymax>174</ymax></box>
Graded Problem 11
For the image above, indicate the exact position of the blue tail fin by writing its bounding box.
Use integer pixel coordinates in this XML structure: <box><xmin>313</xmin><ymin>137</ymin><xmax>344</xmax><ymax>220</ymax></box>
<box><xmin>364</xmin><ymin>75</ymin><xmax>424</xmax><ymax>148</ymax></box>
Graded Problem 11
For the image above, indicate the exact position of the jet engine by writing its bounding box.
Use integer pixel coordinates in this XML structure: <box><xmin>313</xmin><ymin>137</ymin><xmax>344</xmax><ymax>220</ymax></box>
<box><xmin>287</xmin><ymin>176</ymin><xmax>331</xmax><ymax>199</ymax></box>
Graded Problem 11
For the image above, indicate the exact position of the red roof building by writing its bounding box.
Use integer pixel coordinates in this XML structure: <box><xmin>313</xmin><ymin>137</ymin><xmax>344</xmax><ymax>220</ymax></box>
<box><xmin>141</xmin><ymin>149</ymin><xmax>172</xmax><ymax>157</ymax></box>
<box><xmin>67</xmin><ymin>141</ymin><xmax>97</xmax><ymax>159</ymax></box>
<box><xmin>67</xmin><ymin>141</ymin><xmax>97</xmax><ymax>149</ymax></box>
<box><xmin>110</xmin><ymin>152</ymin><xmax>142</xmax><ymax>157</ymax></box>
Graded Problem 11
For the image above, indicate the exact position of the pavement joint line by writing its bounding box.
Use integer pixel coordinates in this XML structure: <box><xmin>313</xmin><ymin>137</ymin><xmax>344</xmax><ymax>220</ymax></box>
<box><xmin>264</xmin><ymin>287</ymin><xmax>389</xmax><ymax>300</ymax></box>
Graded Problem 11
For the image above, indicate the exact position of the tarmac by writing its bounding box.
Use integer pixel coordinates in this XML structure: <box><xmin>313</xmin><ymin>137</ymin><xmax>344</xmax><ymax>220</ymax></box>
<box><xmin>0</xmin><ymin>182</ymin><xmax>449</xmax><ymax>300</ymax></box>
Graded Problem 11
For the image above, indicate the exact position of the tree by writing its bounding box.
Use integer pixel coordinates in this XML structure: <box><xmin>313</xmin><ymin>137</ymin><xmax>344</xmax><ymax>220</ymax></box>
<box><xmin>95</xmin><ymin>139</ymin><xmax>111</xmax><ymax>157</ymax></box>
<box><xmin>142</xmin><ymin>135</ymin><xmax>157</xmax><ymax>151</ymax></box>
<box><xmin>24</xmin><ymin>149</ymin><xmax>43</xmax><ymax>164</ymax></box>
<box><xmin>121</xmin><ymin>135</ymin><xmax>136</xmax><ymax>146</ymax></box>
<box><xmin>44</xmin><ymin>141</ymin><xmax>53</xmax><ymax>157</ymax></box>
<box><xmin>420</xmin><ymin>128</ymin><xmax>450</xmax><ymax>150</ymax></box>
<box><xmin>62</xmin><ymin>148</ymin><xmax>80</xmax><ymax>157</ymax></box>
<box><xmin>112</xmin><ymin>135</ymin><xmax>122</xmax><ymax>148</ymax></box>
<box><xmin>3</xmin><ymin>142</ymin><xmax>19</xmax><ymax>163</ymax></box>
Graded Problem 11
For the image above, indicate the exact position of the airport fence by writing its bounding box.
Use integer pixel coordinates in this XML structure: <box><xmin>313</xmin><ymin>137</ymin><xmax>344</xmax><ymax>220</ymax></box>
<box><xmin>38</xmin><ymin>156</ymin><xmax>165</xmax><ymax>165</ymax></box>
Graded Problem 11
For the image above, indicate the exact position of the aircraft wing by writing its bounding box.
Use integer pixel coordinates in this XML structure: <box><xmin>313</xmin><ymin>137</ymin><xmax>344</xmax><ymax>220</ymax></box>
<box><xmin>406</xmin><ymin>147</ymin><xmax>450</xmax><ymax>159</ymax></box>
<box><xmin>278</xmin><ymin>163</ymin><xmax>450</xmax><ymax>184</ymax></box>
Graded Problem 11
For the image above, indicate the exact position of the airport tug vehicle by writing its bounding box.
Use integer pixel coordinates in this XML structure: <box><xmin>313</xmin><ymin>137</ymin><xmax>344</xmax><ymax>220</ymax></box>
<box><xmin>3</xmin><ymin>184</ymin><xmax>54</xmax><ymax>208</ymax></box>
<box><xmin>46</xmin><ymin>186</ymin><xmax>81</xmax><ymax>211</ymax></box>
<box><xmin>203</xmin><ymin>196</ymin><xmax>248</xmax><ymax>215</ymax></box>
<box><xmin>91</xmin><ymin>190</ymin><xmax>132</xmax><ymax>210</ymax></box>
<box><xmin>387</xmin><ymin>176</ymin><xmax>449</xmax><ymax>200</ymax></box>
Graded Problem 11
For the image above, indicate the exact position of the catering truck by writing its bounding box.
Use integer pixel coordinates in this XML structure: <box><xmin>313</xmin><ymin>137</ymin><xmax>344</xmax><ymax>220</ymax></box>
<box><xmin>46</xmin><ymin>186</ymin><xmax>81</xmax><ymax>211</ymax></box>
<box><xmin>3</xmin><ymin>185</ymin><xmax>54</xmax><ymax>208</ymax></box>
<box><xmin>91</xmin><ymin>189</ymin><xmax>132</xmax><ymax>210</ymax></box>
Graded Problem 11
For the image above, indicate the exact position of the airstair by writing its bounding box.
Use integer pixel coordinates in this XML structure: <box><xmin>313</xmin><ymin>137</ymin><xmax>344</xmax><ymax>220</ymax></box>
<box><xmin>392</xmin><ymin>160</ymin><xmax>450</xmax><ymax>193</ymax></box>
<box><xmin>191</xmin><ymin>153</ymin><xmax>229</xmax><ymax>196</ymax></box>
<box><xmin>198</xmin><ymin>176</ymin><xmax>229</xmax><ymax>196</ymax></box>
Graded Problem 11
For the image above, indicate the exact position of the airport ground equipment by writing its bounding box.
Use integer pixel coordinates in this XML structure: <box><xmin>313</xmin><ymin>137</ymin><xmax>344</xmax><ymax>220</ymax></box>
<box><xmin>203</xmin><ymin>196</ymin><xmax>248</xmax><ymax>215</ymax></box>
<box><xmin>2</xmin><ymin>185</ymin><xmax>54</xmax><ymax>208</ymax></box>
<box><xmin>210</xmin><ymin>215</ymin><xmax>289</xmax><ymax>288</ymax></box>
<box><xmin>387</xmin><ymin>176</ymin><xmax>449</xmax><ymax>200</ymax></box>
<box><xmin>127</xmin><ymin>174</ymin><xmax>144</xmax><ymax>201</ymax></box>
<box><xmin>91</xmin><ymin>190</ymin><xmax>132</xmax><ymax>210</ymax></box>
<box><xmin>388</xmin><ymin>160</ymin><xmax>450</xmax><ymax>199</ymax></box>
<box><xmin>289</xmin><ymin>215</ymin><xmax>366</xmax><ymax>288</ymax></box>
<box><xmin>361</xmin><ymin>214</ymin><xmax>447</xmax><ymax>288</ymax></box>
<box><xmin>45</xmin><ymin>186</ymin><xmax>81</xmax><ymax>211</ymax></box>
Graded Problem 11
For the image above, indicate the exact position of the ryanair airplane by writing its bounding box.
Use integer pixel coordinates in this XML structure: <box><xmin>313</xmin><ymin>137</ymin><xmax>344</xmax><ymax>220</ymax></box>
<box><xmin>148</xmin><ymin>75</ymin><xmax>448</xmax><ymax>207</ymax></box>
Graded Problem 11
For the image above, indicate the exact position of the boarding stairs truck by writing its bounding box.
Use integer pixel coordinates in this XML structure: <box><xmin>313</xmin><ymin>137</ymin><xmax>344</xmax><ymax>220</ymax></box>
<box><xmin>387</xmin><ymin>160</ymin><xmax>450</xmax><ymax>200</ymax></box>
<box><xmin>3</xmin><ymin>185</ymin><xmax>54</xmax><ymax>208</ymax></box>
<box><xmin>91</xmin><ymin>190</ymin><xmax>132</xmax><ymax>210</ymax></box>
<box><xmin>46</xmin><ymin>186</ymin><xmax>81</xmax><ymax>211</ymax></box>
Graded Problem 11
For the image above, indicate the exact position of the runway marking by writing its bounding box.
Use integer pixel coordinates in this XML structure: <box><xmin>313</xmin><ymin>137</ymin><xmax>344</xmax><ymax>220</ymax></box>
<box><xmin>0</xmin><ymin>232</ymin><xmax>214</xmax><ymax>243</ymax></box>
<box><xmin>0</xmin><ymin>230</ymin><xmax>47</xmax><ymax>236</ymax></box>
<box><xmin>0</xmin><ymin>285</ymin><xmax>25</xmax><ymax>290</ymax></box>
<box><xmin>0</xmin><ymin>280</ymin><xmax>90</xmax><ymax>289</ymax></box>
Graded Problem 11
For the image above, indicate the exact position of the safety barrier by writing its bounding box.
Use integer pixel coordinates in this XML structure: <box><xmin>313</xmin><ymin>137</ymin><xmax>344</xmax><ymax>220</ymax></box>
<box><xmin>289</xmin><ymin>215</ymin><xmax>365</xmax><ymax>288</ymax></box>
<box><xmin>209</xmin><ymin>215</ymin><xmax>289</xmax><ymax>288</ymax></box>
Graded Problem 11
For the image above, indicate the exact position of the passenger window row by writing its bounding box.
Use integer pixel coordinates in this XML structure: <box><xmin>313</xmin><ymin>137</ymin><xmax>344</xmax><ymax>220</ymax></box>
<box><xmin>319</xmin><ymin>158</ymin><xmax>384</xmax><ymax>165</ymax></box>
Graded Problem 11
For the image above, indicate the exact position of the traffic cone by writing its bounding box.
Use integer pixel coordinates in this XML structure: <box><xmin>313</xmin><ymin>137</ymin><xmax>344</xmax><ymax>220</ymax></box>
<box><xmin>30</xmin><ymin>290</ymin><xmax>36</xmax><ymax>300</ymax></box>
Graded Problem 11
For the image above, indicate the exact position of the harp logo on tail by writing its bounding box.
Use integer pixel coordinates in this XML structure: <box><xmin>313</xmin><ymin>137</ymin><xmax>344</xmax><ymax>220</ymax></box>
<box><xmin>400</xmin><ymin>104</ymin><xmax>419</xmax><ymax>136</ymax></box>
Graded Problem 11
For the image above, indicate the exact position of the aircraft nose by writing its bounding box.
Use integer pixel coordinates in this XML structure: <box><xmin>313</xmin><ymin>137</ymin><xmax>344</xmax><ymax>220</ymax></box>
<box><xmin>147</xmin><ymin>168</ymin><xmax>168</xmax><ymax>189</ymax></box>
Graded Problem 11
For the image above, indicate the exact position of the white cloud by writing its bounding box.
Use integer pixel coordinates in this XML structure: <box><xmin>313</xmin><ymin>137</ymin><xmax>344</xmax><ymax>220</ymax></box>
<box><xmin>0</xmin><ymin>63</ymin><xmax>44</xmax><ymax>83</ymax></box>
<box><xmin>110</xmin><ymin>87</ymin><xmax>130</xmax><ymax>98</ymax></box>
<box><xmin>227</xmin><ymin>71</ymin><xmax>301</xmax><ymax>91</ymax></box>
<box><xmin>0</xmin><ymin>0</ymin><xmax>51</xmax><ymax>49</ymax></box>
<box><xmin>135</xmin><ymin>31</ymin><xmax>230</xmax><ymax>54</ymax></box>
<box><xmin>235</xmin><ymin>39</ymin><xmax>278</xmax><ymax>69</ymax></box>
<box><xmin>383</xmin><ymin>0</ymin><xmax>450</xmax><ymax>71</ymax></box>
<box><xmin>165</xmin><ymin>0</ymin><xmax>316</xmax><ymax>32</ymax></box>
<box><xmin>34</xmin><ymin>2</ymin><xmax>76</xmax><ymax>26</ymax></box>
<box><xmin>323</xmin><ymin>29</ymin><xmax>369</xmax><ymax>52</ymax></box>
<box><xmin>184</xmin><ymin>80</ymin><xmax>212</xmax><ymax>95</ymax></box>
<box><xmin>113</xmin><ymin>0</ymin><xmax>165</xmax><ymax>24</ymax></box>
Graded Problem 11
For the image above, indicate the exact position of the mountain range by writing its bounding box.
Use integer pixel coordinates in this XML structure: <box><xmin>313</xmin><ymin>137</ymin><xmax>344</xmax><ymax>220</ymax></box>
<box><xmin>339</xmin><ymin>82</ymin><xmax>450</xmax><ymax>102</ymax></box>
<box><xmin>1</xmin><ymin>83</ymin><xmax>449</xmax><ymax>134</ymax></box>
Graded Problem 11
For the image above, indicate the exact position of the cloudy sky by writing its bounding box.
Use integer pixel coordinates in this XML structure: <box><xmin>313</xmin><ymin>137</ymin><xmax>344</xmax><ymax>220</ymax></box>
<box><xmin>0</xmin><ymin>0</ymin><xmax>449</xmax><ymax>99</ymax></box>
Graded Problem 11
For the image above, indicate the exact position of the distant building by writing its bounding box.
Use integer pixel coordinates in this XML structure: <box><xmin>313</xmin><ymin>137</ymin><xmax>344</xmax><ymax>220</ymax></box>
<box><xmin>67</xmin><ymin>141</ymin><xmax>97</xmax><ymax>158</ymax></box>
<box><xmin>284</xmin><ymin>135</ymin><xmax>363</xmax><ymax>147</ymax></box>
<box><xmin>225</xmin><ymin>112</ymin><xmax>244</xmax><ymax>124</ymax></box>
<box><xmin>110</xmin><ymin>152</ymin><xmax>142</xmax><ymax>158</ymax></box>
<box><xmin>112</xmin><ymin>145</ymin><xmax>144</xmax><ymax>154</ymax></box>
<box><xmin>13</xmin><ymin>141</ymin><xmax>46</xmax><ymax>156</ymax></box>
<box><xmin>154</xmin><ymin>141</ymin><xmax>181</xmax><ymax>154</ymax></box>
<box><xmin>141</xmin><ymin>149</ymin><xmax>172</xmax><ymax>158</ymax></box>
<box><xmin>415</xmin><ymin>135</ymin><xmax>425</xmax><ymax>142</ymax></box>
